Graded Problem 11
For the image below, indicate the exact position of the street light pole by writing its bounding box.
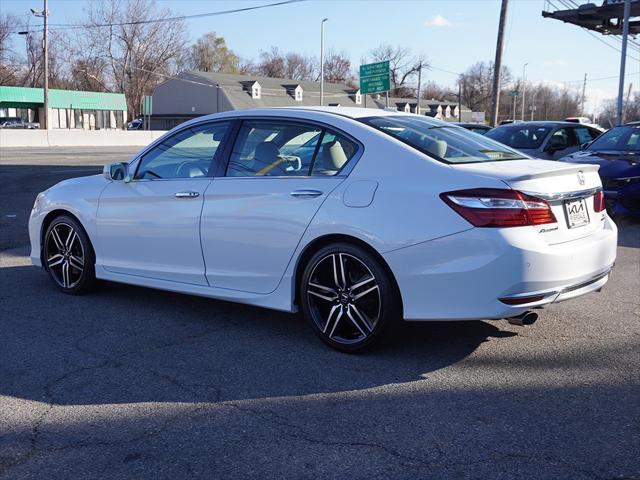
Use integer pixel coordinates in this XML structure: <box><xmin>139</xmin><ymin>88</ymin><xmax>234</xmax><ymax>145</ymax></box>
<box><xmin>320</xmin><ymin>18</ymin><xmax>328</xmax><ymax>106</ymax></box>
<box><xmin>521</xmin><ymin>62</ymin><xmax>528</xmax><ymax>121</ymax></box>
<box><xmin>43</xmin><ymin>0</ymin><xmax>48</xmax><ymax>130</ymax></box>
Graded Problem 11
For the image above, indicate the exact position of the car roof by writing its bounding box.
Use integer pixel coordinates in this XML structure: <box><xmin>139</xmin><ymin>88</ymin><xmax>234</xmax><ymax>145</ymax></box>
<box><xmin>492</xmin><ymin>120</ymin><xmax>590</xmax><ymax>128</ymax></box>
<box><xmin>186</xmin><ymin>106</ymin><xmax>452</xmax><ymax>127</ymax></box>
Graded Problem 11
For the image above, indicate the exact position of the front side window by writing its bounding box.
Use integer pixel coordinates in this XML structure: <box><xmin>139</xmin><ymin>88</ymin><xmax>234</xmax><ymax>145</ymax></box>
<box><xmin>589</xmin><ymin>125</ymin><xmax>640</xmax><ymax>152</ymax></box>
<box><xmin>485</xmin><ymin>125</ymin><xmax>551</xmax><ymax>150</ymax></box>
<box><xmin>135</xmin><ymin>122</ymin><xmax>230</xmax><ymax>180</ymax></box>
<box><xmin>226</xmin><ymin>120</ymin><xmax>358</xmax><ymax>177</ymax></box>
<box><xmin>547</xmin><ymin>128</ymin><xmax>576</xmax><ymax>150</ymax></box>
<box><xmin>363</xmin><ymin>115</ymin><xmax>527</xmax><ymax>164</ymax></box>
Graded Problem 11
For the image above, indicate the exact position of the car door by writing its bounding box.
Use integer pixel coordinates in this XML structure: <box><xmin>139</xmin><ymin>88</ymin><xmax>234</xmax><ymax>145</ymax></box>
<box><xmin>201</xmin><ymin>118</ymin><xmax>360</xmax><ymax>294</ymax></box>
<box><xmin>96</xmin><ymin>121</ymin><xmax>231</xmax><ymax>285</ymax></box>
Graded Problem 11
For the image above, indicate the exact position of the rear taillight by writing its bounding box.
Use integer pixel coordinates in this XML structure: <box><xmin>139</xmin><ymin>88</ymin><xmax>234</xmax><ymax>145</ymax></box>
<box><xmin>440</xmin><ymin>188</ymin><xmax>557</xmax><ymax>228</ymax></box>
<box><xmin>593</xmin><ymin>190</ymin><xmax>606</xmax><ymax>212</ymax></box>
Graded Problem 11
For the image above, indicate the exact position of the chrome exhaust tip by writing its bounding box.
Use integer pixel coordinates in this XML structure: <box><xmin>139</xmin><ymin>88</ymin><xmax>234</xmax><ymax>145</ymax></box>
<box><xmin>506</xmin><ymin>311</ymin><xmax>538</xmax><ymax>327</ymax></box>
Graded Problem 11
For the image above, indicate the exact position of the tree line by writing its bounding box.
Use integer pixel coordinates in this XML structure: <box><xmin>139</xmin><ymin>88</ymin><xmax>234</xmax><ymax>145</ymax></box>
<box><xmin>0</xmin><ymin>0</ymin><xmax>591</xmax><ymax>122</ymax></box>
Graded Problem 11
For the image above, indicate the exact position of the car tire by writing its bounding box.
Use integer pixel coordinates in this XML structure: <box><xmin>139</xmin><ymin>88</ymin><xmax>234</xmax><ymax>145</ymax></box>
<box><xmin>43</xmin><ymin>215</ymin><xmax>96</xmax><ymax>295</ymax></box>
<box><xmin>300</xmin><ymin>242</ymin><xmax>400</xmax><ymax>353</ymax></box>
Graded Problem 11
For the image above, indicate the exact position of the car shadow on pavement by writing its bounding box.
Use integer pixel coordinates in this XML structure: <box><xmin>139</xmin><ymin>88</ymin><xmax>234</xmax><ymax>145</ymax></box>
<box><xmin>613</xmin><ymin>215</ymin><xmax>640</xmax><ymax>248</ymax></box>
<box><xmin>1</xmin><ymin>263</ymin><xmax>516</xmax><ymax>407</ymax></box>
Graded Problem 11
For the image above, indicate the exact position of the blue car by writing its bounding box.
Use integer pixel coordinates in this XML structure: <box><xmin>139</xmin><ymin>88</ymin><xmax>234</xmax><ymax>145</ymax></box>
<box><xmin>561</xmin><ymin>122</ymin><xmax>640</xmax><ymax>218</ymax></box>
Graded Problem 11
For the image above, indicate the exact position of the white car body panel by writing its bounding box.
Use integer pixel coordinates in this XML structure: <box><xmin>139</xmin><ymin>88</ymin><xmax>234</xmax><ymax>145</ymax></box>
<box><xmin>201</xmin><ymin>176</ymin><xmax>343</xmax><ymax>293</ymax></box>
<box><xmin>29</xmin><ymin>107</ymin><xmax>618</xmax><ymax>321</ymax></box>
<box><xmin>97</xmin><ymin>178</ymin><xmax>212</xmax><ymax>285</ymax></box>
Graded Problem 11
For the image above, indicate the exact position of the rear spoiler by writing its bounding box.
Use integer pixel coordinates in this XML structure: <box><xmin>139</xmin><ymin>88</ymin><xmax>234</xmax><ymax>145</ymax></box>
<box><xmin>507</xmin><ymin>163</ymin><xmax>599</xmax><ymax>182</ymax></box>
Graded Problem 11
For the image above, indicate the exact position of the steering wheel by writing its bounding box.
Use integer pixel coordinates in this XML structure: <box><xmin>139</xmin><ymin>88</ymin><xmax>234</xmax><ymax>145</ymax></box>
<box><xmin>256</xmin><ymin>155</ymin><xmax>302</xmax><ymax>176</ymax></box>
<box><xmin>176</xmin><ymin>161</ymin><xmax>207</xmax><ymax>178</ymax></box>
<box><xmin>280</xmin><ymin>155</ymin><xmax>302</xmax><ymax>172</ymax></box>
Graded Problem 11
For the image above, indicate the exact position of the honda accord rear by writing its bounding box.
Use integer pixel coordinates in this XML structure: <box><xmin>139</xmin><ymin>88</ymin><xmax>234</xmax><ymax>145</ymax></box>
<box><xmin>359</xmin><ymin>114</ymin><xmax>617</xmax><ymax>322</ymax></box>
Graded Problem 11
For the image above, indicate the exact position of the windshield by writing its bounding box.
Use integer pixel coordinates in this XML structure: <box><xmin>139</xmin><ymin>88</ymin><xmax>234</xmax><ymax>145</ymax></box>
<box><xmin>361</xmin><ymin>116</ymin><xmax>527</xmax><ymax>164</ymax></box>
<box><xmin>589</xmin><ymin>125</ymin><xmax>640</xmax><ymax>152</ymax></box>
<box><xmin>485</xmin><ymin>125</ymin><xmax>551</xmax><ymax>150</ymax></box>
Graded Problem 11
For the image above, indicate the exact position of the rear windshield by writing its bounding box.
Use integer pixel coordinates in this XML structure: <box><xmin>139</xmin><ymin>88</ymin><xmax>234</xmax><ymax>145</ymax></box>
<box><xmin>361</xmin><ymin>116</ymin><xmax>527</xmax><ymax>164</ymax></box>
<box><xmin>485</xmin><ymin>125</ymin><xmax>551</xmax><ymax>150</ymax></box>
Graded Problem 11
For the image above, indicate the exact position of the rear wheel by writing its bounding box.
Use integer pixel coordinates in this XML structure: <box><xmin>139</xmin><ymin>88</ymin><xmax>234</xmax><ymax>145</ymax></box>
<box><xmin>43</xmin><ymin>215</ymin><xmax>96</xmax><ymax>294</ymax></box>
<box><xmin>300</xmin><ymin>243</ymin><xmax>399</xmax><ymax>352</ymax></box>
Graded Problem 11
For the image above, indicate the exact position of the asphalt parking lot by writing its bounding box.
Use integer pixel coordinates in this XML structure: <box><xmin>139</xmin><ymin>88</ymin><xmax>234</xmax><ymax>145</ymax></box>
<box><xmin>1</xmin><ymin>147</ymin><xmax>639</xmax><ymax>479</ymax></box>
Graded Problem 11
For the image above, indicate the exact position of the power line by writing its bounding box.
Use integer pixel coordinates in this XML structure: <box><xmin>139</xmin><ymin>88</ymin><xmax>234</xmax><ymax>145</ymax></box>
<box><xmin>9</xmin><ymin>0</ymin><xmax>306</xmax><ymax>34</ymax></box>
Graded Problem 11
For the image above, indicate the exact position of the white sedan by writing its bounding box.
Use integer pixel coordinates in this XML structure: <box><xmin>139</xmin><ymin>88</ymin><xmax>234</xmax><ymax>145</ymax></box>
<box><xmin>29</xmin><ymin>107</ymin><xmax>617</xmax><ymax>352</ymax></box>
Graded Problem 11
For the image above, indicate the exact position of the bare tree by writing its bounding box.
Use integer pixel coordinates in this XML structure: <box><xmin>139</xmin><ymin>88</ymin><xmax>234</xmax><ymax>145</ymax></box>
<box><xmin>458</xmin><ymin>61</ymin><xmax>511</xmax><ymax>117</ymax></box>
<box><xmin>0</xmin><ymin>14</ymin><xmax>20</xmax><ymax>85</ymax></box>
<box><xmin>255</xmin><ymin>47</ymin><xmax>286</xmax><ymax>78</ymax></box>
<box><xmin>284</xmin><ymin>52</ymin><xmax>315</xmax><ymax>81</ymax></box>
<box><xmin>79</xmin><ymin>0</ymin><xmax>187</xmax><ymax>118</ymax></box>
<box><xmin>188</xmin><ymin>32</ymin><xmax>239</xmax><ymax>73</ymax></box>
<box><xmin>323</xmin><ymin>50</ymin><xmax>353</xmax><ymax>84</ymax></box>
<box><xmin>421</xmin><ymin>81</ymin><xmax>453</xmax><ymax>101</ymax></box>
<box><xmin>367</xmin><ymin>44</ymin><xmax>426</xmax><ymax>96</ymax></box>
<box><xmin>255</xmin><ymin>47</ymin><xmax>317</xmax><ymax>81</ymax></box>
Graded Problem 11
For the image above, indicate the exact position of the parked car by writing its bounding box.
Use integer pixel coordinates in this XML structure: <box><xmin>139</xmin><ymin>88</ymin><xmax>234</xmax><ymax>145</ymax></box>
<box><xmin>29</xmin><ymin>108</ymin><xmax>617</xmax><ymax>352</ymax></box>
<box><xmin>127</xmin><ymin>118</ymin><xmax>143</xmax><ymax>130</ymax></box>
<box><xmin>560</xmin><ymin>121</ymin><xmax>640</xmax><ymax>218</ymax></box>
<box><xmin>0</xmin><ymin>117</ymin><xmax>39</xmax><ymax>129</ymax></box>
<box><xmin>564</xmin><ymin>116</ymin><xmax>606</xmax><ymax>133</ymax></box>
<box><xmin>485</xmin><ymin>121</ymin><xmax>602</xmax><ymax>160</ymax></box>
<box><xmin>454</xmin><ymin>122</ymin><xmax>492</xmax><ymax>135</ymax></box>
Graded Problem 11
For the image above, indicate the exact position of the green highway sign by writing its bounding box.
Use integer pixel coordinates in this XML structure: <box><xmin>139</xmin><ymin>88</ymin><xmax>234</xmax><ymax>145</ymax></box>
<box><xmin>360</xmin><ymin>75</ymin><xmax>390</xmax><ymax>95</ymax></box>
<box><xmin>509</xmin><ymin>90</ymin><xmax>520</xmax><ymax>97</ymax></box>
<box><xmin>359</xmin><ymin>60</ymin><xmax>391</xmax><ymax>94</ymax></box>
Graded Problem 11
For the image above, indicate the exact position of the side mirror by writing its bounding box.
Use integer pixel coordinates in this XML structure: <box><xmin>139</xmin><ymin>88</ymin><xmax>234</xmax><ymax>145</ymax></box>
<box><xmin>103</xmin><ymin>162</ymin><xmax>130</xmax><ymax>182</ymax></box>
<box><xmin>580</xmin><ymin>141</ymin><xmax>592</xmax><ymax>150</ymax></box>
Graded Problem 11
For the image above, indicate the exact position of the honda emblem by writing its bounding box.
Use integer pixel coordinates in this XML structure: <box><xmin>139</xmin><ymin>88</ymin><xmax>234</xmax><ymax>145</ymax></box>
<box><xmin>577</xmin><ymin>171</ymin><xmax>585</xmax><ymax>185</ymax></box>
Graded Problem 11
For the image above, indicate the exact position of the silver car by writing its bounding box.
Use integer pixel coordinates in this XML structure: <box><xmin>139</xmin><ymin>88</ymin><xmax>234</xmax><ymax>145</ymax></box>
<box><xmin>485</xmin><ymin>121</ymin><xmax>602</xmax><ymax>160</ymax></box>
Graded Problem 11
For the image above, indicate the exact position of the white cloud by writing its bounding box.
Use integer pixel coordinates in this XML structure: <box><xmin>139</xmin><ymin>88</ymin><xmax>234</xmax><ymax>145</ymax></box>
<box><xmin>424</xmin><ymin>15</ymin><xmax>453</xmax><ymax>27</ymax></box>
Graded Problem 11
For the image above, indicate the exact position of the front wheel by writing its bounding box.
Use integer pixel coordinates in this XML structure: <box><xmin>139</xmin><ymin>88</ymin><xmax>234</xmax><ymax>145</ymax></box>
<box><xmin>300</xmin><ymin>243</ymin><xmax>399</xmax><ymax>352</ymax></box>
<box><xmin>43</xmin><ymin>215</ymin><xmax>96</xmax><ymax>294</ymax></box>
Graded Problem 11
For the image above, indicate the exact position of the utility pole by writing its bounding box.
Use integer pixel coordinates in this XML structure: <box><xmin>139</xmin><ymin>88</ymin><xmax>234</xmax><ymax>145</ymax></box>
<box><xmin>320</xmin><ymin>18</ymin><xmax>328</xmax><ymax>106</ymax></box>
<box><xmin>458</xmin><ymin>82</ymin><xmax>462</xmax><ymax>122</ymax></box>
<box><xmin>415</xmin><ymin>61</ymin><xmax>422</xmax><ymax>115</ymax></box>
<box><xmin>624</xmin><ymin>82</ymin><xmax>633</xmax><ymax>123</ymax></box>
<box><xmin>581</xmin><ymin>73</ymin><xmax>587</xmax><ymax>116</ymax></box>
<box><xmin>490</xmin><ymin>0</ymin><xmax>509</xmax><ymax>126</ymax></box>
<box><xmin>43</xmin><ymin>0</ymin><xmax>48</xmax><ymax>130</ymax></box>
<box><xmin>616</xmin><ymin>0</ymin><xmax>631</xmax><ymax>125</ymax></box>
<box><xmin>521</xmin><ymin>62</ymin><xmax>528</xmax><ymax>121</ymax></box>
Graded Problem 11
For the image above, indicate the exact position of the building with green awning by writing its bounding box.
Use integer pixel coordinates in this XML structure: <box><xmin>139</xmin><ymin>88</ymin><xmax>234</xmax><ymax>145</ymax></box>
<box><xmin>0</xmin><ymin>86</ymin><xmax>128</xmax><ymax>130</ymax></box>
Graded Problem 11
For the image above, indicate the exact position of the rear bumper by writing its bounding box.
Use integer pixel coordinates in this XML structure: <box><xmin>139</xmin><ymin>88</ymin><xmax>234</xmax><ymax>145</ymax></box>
<box><xmin>383</xmin><ymin>215</ymin><xmax>618</xmax><ymax>321</ymax></box>
<box><xmin>498</xmin><ymin>265</ymin><xmax>613</xmax><ymax>307</ymax></box>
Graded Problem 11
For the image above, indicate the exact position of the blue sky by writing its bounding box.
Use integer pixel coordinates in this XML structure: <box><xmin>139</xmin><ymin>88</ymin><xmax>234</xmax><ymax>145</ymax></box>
<box><xmin>2</xmin><ymin>0</ymin><xmax>634</xmax><ymax>113</ymax></box>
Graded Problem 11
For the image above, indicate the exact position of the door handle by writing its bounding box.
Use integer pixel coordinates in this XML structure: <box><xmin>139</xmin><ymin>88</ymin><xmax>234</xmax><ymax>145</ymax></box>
<box><xmin>290</xmin><ymin>189</ymin><xmax>323</xmax><ymax>198</ymax></box>
<box><xmin>175</xmin><ymin>191</ymin><xmax>200</xmax><ymax>198</ymax></box>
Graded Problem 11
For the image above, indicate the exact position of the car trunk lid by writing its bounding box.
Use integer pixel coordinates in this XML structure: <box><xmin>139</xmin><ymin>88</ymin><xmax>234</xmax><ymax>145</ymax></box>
<box><xmin>453</xmin><ymin>160</ymin><xmax>604</xmax><ymax>244</ymax></box>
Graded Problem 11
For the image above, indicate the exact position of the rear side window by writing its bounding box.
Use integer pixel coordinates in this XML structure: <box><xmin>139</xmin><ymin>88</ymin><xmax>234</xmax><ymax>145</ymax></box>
<box><xmin>226</xmin><ymin>119</ymin><xmax>358</xmax><ymax>177</ymax></box>
<box><xmin>311</xmin><ymin>130</ymin><xmax>358</xmax><ymax>176</ymax></box>
<box><xmin>363</xmin><ymin>115</ymin><xmax>527</xmax><ymax>164</ymax></box>
<box><xmin>574</xmin><ymin>127</ymin><xmax>598</xmax><ymax>144</ymax></box>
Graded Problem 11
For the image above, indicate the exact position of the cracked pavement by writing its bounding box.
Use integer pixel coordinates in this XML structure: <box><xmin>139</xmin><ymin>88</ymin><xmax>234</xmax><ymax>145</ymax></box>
<box><xmin>1</xmin><ymin>147</ymin><xmax>639</xmax><ymax>479</ymax></box>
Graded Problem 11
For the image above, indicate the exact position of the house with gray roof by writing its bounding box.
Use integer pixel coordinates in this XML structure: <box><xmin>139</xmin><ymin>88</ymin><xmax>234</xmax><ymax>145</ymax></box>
<box><xmin>149</xmin><ymin>71</ymin><xmax>484</xmax><ymax>129</ymax></box>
